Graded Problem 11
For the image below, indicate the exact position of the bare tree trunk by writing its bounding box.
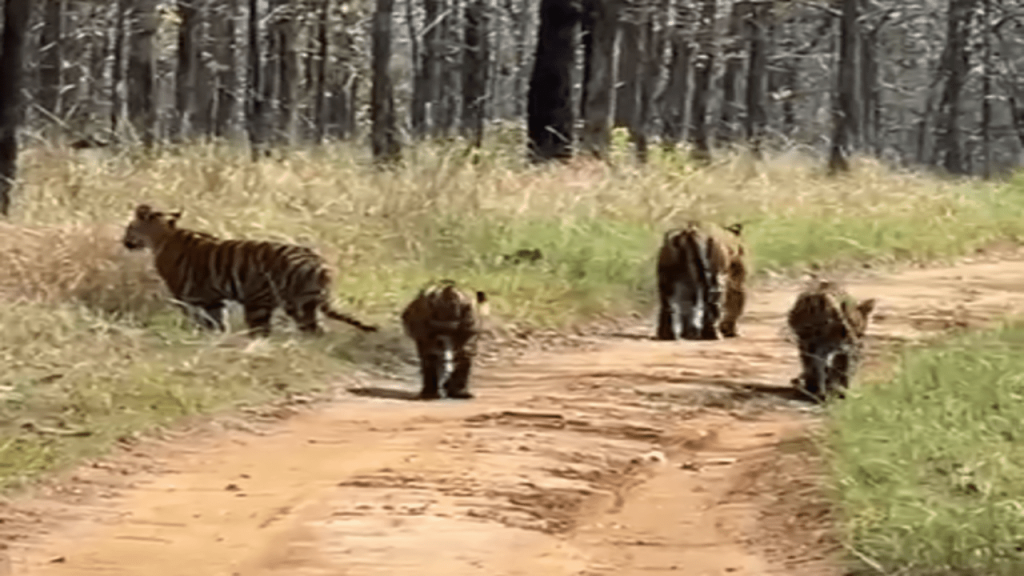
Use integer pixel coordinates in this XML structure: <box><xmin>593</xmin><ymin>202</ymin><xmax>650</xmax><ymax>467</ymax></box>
<box><xmin>422</xmin><ymin>0</ymin><xmax>443</xmax><ymax>136</ymax></box>
<box><xmin>718</xmin><ymin>0</ymin><xmax>746</xmax><ymax>144</ymax></box>
<box><xmin>687</xmin><ymin>0</ymin><xmax>715</xmax><ymax>163</ymax></box>
<box><xmin>580</xmin><ymin>0</ymin><xmax>618</xmax><ymax>158</ymax></box>
<box><xmin>247</xmin><ymin>0</ymin><xmax>265</xmax><ymax>159</ymax></box>
<box><xmin>406</xmin><ymin>0</ymin><xmax>425</xmax><ymax>136</ymax></box>
<box><xmin>313</xmin><ymin>0</ymin><xmax>331</xmax><ymax>143</ymax></box>
<box><xmin>276</xmin><ymin>0</ymin><xmax>299</xmax><ymax>144</ymax></box>
<box><xmin>744</xmin><ymin>0</ymin><xmax>767</xmax><ymax>154</ymax></box>
<box><xmin>632</xmin><ymin>0</ymin><xmax>658</xmax><ymax>163</ymax></box>
<box><xmin>859</xmin><ymin>0</ymin><xmax>883</xmax><ymax>156</ymax></box>
<box><xmin>440</xmin><ymin>0</ymin><xmax>462</xmax><ymax>137</ymax></box>
<box><xmin>613</xmin><ymin>8</ymin><xmax>639</xmax><ymax>128</ymax></box>
<box><xmin>461</xmin><ymin>0</ymin><xmax>489</xmax><ymax>147</ymax></box>
<box><xmin>980</xmin><ymin>0</ymin><xmax>992</xmax><ymax>178</ymax></box>
<box><xmin>506</xmin><ymin>0</ymin><xmax>530</xmax><ymax>117</ymax></box>
<box><xmin>371</xmin><ymin>0</ymin><xmax>401</xmax><ymax>164</ymax></box>
<box><xmin>127</xmin><ymin>0</ymin><xmax>159</xmax><ymax>148</ymax></box>
<box><xmin>828</xmin><ymin>0</ymin><xmax>858</xmax><ymax>174</ymax></box>
<box><xmin>660</xmin><ymin>0</ymin><xmax>691</xmax><ymax>148</ymax></box>
<box><xmin>39</xmin><ymin>0</ymin><xmax>63</xmax><ymax>134</ymax></box>
<box><xmin>213</xmin><ymin>0</ymin><xmax>238</xmax><ymax>139</ymax></box>
<box><xmin>0</xmin><ymin>0</ymin><xmax>32</xmax><ymax>216</ymax></box>
<box><xmin>174</xmin><ymin>0</ymin><xmax>199</xmax><ymax>142</ymax></box>
<box><xmin>935</xmin><ymin>0</ymin><xmax>972</xmax><ymax>175</ymax></box>
<box><xmin>527</xmin><ymin>0</ymin><xmax>579</xmax><ymax>162</ymax></box>
<box><xmin>111</xmin><ymin>0</ymin><xmax>130</xmax><ymax>136</ymax></box>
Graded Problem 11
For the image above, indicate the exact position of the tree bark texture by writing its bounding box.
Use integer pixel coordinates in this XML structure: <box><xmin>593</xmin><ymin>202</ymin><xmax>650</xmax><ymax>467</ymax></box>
<box><xmin>127</xmin><ymin>0</ymin><xmax>159</xmax><ymax>148</ymax></box>
<box><xmin>580</xmin><ymin>0</ymin><xmax>618</xmax><ymax>158</ymax></box>
<box><xmin>613</xmin><ymin>9</ymin><xmax>639</xmax><ymax>128</ymax></box>
<box><xmin>935</xmin><ymin>0</ymin><xmax>972</xmax><ymax>175</ymax></box>
<box><xmin>718</xmin><ymin>0</ymin><xmax>746</xmax><ymax>144</ymax></box>
<box><xmin>213</xmin><ymin>0</ymin><xmax>238</xmax><ymax>138</ymax></box>
<box><xmin>174</xmin><ymin>0</ymin><xmax>199</xmax><ymax>141</ymax></box>
<box><xmin>661</xmin><ymin>0</ymin><xmax>691</xmax><ymax>147</ymax></box>
<box><xmin>687</xmin><ymin>0</ymin><xmax>715</xmax><ymax>163</ymax></box>
<box><xmin>0</xmin><ymin>0</ymin><xmax>32</xmax><ymax>216</ymax></box>
<box><xmin>527</xmin><ymin>0</ymin><xmax>579</xmax><ymax>162</ymax></box>
<box><xmin>39</xmin><ymin>0</ymin><xmax>63</xmax><ymax>130</ymax></box>
<box><xmin>371</xmin><ymin>0</ymin><xmax>401</xmax><ymax>164</ymax></box>
<box><xmin>744</xmin><ymin>0</ymin><xmax>768</xmax><ymax>153</ymax></box>
<box><xmin>247</xmin><ymin>0</ymin><xmax>265</xmax><ymax>159</ymax></box>
<box><xmin>461</xmin><ymin>0</ymin><xmax>489</xmax><ymax>147</ymax></box>
<box><xmin>828</xmin><ymin>0</ymin><xmax>859</xmax><ymax>174</ymax></box>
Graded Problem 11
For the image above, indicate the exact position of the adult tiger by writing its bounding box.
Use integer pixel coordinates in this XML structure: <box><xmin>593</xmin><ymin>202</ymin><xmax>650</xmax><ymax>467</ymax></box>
<box><xmin>122</xmin><ymin>204</ymin><xmax>378</xmax><ymax>337</ymax></box>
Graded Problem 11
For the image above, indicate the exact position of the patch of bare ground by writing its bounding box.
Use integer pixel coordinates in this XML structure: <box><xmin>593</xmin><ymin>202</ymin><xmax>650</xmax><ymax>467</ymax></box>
<box><xmin>6</xmin><ymin>253</ymin><xmax>1024</xmax><ymax>575</ymax></box>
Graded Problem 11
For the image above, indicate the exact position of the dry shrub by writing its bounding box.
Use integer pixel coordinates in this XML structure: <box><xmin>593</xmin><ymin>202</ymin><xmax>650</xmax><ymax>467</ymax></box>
<box><xmin>0</xmin><ymin>222</ymin><xmax>167</xmax><ymax>318</ymax></box>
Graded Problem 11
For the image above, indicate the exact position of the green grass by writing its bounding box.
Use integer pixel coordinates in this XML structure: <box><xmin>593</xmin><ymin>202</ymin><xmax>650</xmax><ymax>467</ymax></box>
<box><xmin>827</xmin><ymin>323</ymin><xmax>1024</xmax><ymax>575</ymax></box>
<box><xmin>0</xmin><ymin>131</ymin><xmax>1022</xmax><ymax>492</ymax></box>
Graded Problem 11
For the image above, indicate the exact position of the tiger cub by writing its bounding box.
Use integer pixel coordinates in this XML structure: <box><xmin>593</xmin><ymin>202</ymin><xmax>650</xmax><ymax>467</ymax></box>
<box><xmin>122</xmin><ymin>204</ymin><xmax>378</xmax><ymax>337</ymax></box>
<box><xmin>401</xmin><ymin>280</ymin><xmax>488</xmax><ymax>400</ymax></box>
<box><xmin>656</xmin><ymin>221</ymin><xmax>748</xmax><ymax>341</ymax></box>
<box><xmin>787</xmin><ymin>279</ymin><xmax>876</xmax><ymax>401</ymax></box>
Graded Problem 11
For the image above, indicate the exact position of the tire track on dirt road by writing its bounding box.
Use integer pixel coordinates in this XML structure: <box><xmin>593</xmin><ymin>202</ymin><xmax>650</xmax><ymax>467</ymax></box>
<box><xmin>7</xmin><ymin>254</ymin><xmax>1024</xmax><ymax>576</ymax></box>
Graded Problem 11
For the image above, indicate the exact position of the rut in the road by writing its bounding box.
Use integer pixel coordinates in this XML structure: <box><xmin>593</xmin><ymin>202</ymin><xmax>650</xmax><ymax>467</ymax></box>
<box><xmin>7</xmin><ymin>255</ymin><xmax>1024</xmax><ymax>576</ymax></box>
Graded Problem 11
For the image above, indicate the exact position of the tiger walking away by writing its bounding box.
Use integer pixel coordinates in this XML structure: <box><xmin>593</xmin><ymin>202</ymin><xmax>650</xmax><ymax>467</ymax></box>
<box><xmin>787</xmin><ymin>279</ymin><xmax>876</xmax><ymax>402</ymax></box>
<box><xmin>122</xmin><ymin>204</ymin><xmax>378</xmax><ymax>337</ymax></box>
<box><xmin>656</xmin><ymin>221</ymin><xmax>748</xmax><ymax>341</ymax></box>
<box><xmin>401</xmin><ymin>280</ymin><xmax>488</xmax><ymax>400</ymax></box>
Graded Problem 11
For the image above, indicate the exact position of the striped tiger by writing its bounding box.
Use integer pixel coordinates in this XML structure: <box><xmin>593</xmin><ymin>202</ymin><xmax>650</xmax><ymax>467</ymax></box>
<box><xmin>401</xmin><ymin>279</ymin><xmax>488</xmax><ymax>400</ymax></box>
<box><xmin>656</xmin><ymin>220</ymin><xmax>748</xmax><ymax>341</ymax></box>
<box><xmin>122</xmin><ymin>204</ymin><xmax>378</xmax><ymax>337</ymax></box>
<box><xmin>787</xmin><ymin>279</ymin><xmax>876</xmax><ymax>401</ymax></box>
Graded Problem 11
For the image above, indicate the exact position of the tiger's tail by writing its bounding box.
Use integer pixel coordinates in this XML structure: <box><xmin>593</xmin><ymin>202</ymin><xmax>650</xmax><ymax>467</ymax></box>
<box><xmin>320</xmin><ymin>302</ymin><xmax>379</xmax><ymax>332</ymax></box>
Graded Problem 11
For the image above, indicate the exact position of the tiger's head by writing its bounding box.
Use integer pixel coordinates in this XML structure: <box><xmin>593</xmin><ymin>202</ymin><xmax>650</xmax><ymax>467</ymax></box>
<box><xmin>123</xmin><ymin>204</ymin><xmax>183</xmax><ymax>251</ymax></box>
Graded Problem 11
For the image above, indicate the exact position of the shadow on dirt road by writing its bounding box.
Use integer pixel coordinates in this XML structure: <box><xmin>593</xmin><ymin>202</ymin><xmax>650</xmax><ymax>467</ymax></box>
<box><xmin>7</xmin><ymin>254</ymin><xmax>1024</xmax><ymax>576</ymax></box>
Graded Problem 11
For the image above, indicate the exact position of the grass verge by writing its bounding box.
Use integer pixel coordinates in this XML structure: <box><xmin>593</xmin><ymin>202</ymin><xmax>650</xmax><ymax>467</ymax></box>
<box><xmin>0</xmin><ymin>133</ymin><xmax>1021</xmax><ymax>491</ymax></box>
<box><xmin>827</xmin><ymin>323</ymin><xmax>1024</xmax><ymax>575</ymax></box>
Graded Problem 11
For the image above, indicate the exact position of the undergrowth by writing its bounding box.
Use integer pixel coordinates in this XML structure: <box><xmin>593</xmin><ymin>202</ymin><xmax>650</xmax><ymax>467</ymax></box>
<box><xmin>828</xmin><ymin>323</ymin><xmax>1024</xmax><ymax>575</ymax></box>
<box><xmin>0</xmin><ymin>130</ymin><xmax>1020</xmax><ymax>491</ymax></box>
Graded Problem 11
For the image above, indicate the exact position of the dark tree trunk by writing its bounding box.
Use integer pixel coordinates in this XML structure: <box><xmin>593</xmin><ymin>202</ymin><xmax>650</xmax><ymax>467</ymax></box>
<box><xmin>828</xmin><ymin>0</ymin><xmax>859</xmax><ymax>174</ymax></box>
<box><xmin>406</xmin><ymin>0</ymin><xmax>425</xmax><ymax>137</ymax></box>
<box><xmin>213</xmin><ymin>0</ymin><xmax>238</xmax><ymax>138</ymax></box>
<box><xmin>687</xmin><ymin>0</ymin><xmax>715</xmax><ymax>163</ymax></box>
<box><xmin>527</xmin><ymin>0</ymin><xmax>579</xmax><ymax>162</ymax></box>
<box><xmin>440</xmin><ymin>0</ymin><xmax>462</xmax><ymax>137</ymax></box>
<box><xmin>859</xmin><ymin>0</ymin><xmax>880</xmax><ymax>155</ymax></box>
<box><xmin>579</xmin><ymin>0</ymin><xmax>618</xmax><ymax>158</ymax></box>
<box><xmin>507</xmin><ymin>0</ymin><xmax>530</xmax><ymax>117</ymax></box>
<box><xmin>247</xmin><ymin>0</ymin><xmax>265</xmax><ymax>159</ymax></box>
<box><xmin>111</xmin><ymin>0</ymin><xmax>130</xmax><ymax>135</ymax></box>
<box><xmin>174</xmin><ymin>0</ymin><xmax>199</xmax><ymax>141</ymax></box>
<box><xmin>276</xmin><ymin>0</ymin><xmax>299</xmax><ymax>144</ymax></box>
<box><xmin>371</xmin><ymin>0</ymin><xmax>401</xmax><ymax>164</ymax></box>
<box><xmin>744</xmin><ymin>0</ymin><xmax>767</xmax><ymax>154</ymax></box>
<box><xmin>632</xmin><ymin>0</ymin><xmax>659</xmax><ymax>163</ymax></box>
<box><xmin>421</xmin><ymin>0</ymin><xmax>443</xmax><ymax>136</ymax></box>
<box><xmin>127</xmin><ymin>0</ymin><xmax>159</xmax><ymax>148</ymax></box>
<box><xmin>935</xmin><ymin>0</ymin><xmax>972</xmax><ymax>175</ymax></box>
<box><xmin>0</xmin><ymin>0</ymin><xmax>32</xmax><ymax>216</ymax></box>
<box><xmin>313</xmin><ymin>0</ymin><xmax>331</xmax><ymax>144</ymax></box>
<box><xmin>980</xmin><ymin>0</ymin><xmax>992</xmax><ymax>178</ymax></box>
<box><xmin>661</xmin><ymin>0</ymin><xmax>691</xmax><ymax>147</ymax></box>
<box><xmin>39</xmin><ymin>0</ymin><xmax>63</xmax><ymax>132</ymax></box>
<box><xmin>718</xmin><ymin>0</ymin><xmax>746</xmax><ymax>144</ymax></box>
<box><xmin>461</xmin><ymin>0</ymin><xmax>489</xmax><ymax>147</ymax></box>
<box><xmin>613</xmin><ymin>8</ymin><xmax>639</xmax><ymax>128</ymax></box>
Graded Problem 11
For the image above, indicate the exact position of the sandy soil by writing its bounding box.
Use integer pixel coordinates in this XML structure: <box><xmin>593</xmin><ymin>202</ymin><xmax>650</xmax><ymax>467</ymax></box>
<box><xmin>5</xmin><ymin>252</ymin><xmax>1024</xmax><ymax>576</ymax></box>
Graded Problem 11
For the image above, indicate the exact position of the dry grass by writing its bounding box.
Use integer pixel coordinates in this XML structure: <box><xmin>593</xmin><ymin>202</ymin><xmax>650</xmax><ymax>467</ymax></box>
<box><xmin>0</xmin><ymin>131</ymin><xmax>1018</xmax><ymax>490</ymax></box>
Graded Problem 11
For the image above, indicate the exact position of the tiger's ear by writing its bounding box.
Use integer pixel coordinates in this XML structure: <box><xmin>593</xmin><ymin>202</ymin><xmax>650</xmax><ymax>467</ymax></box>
<box><xmin>857</xmin><ymin>298</ymin><xmax>877</xmax><ymax>318</ymax></box>
<box><xmin>135</xmin><ymin>204</ymin><xmax>153</xmax><ymax>219</ymax></box>
<box><xmin>167</xmin><ymin>210</ymin><xmax>183</xmax><ymax>227</ymax></box>
<box><xmin>725</xmin><ymin>223</ymin><xmax>743</xmax><ymax>236</ymax></box>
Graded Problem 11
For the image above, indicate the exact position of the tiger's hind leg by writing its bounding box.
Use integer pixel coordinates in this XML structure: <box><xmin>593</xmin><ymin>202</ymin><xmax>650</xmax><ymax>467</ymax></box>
<box><xmin>242</xmin><ymin>303</ymin><xmax>275</xmax><ymax>338</ymax></box>
<box><xmin>415</xmin><ymin>341</ymin><xmax>442</xmax><ymax>400</ymax></box>
<box><xmin>288</xmin><ymin>301</ymin><xmax>325</xmax><ymax>336</ymax></box>
<box><xmin>443</xmin><ymin>351</ymin><xmax>475</xmax><ymax>400</ymax></box>
<box><xmin>200</xmin><ymin>303</ymin><xmax>228</xmax><ymax>332</ymax></box>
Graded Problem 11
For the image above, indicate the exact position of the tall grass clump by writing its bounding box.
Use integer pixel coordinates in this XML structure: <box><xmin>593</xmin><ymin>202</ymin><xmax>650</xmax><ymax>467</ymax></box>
<box><xmin>827</xmin><ymin>324</ymin><xmax>1024</xmax><ymax>575</ymax></box>
<box><xmin>0</xmin><ymin>135</ymin><xmax>1020</xmax><ymax>489</ymax></box>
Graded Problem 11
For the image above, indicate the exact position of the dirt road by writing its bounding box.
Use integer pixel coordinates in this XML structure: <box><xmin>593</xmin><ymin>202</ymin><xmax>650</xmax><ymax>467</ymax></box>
<box><xmin>6</xmin><ymin>254</ymin><xmax>1024</xmax><ymax>576</ymax></box>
